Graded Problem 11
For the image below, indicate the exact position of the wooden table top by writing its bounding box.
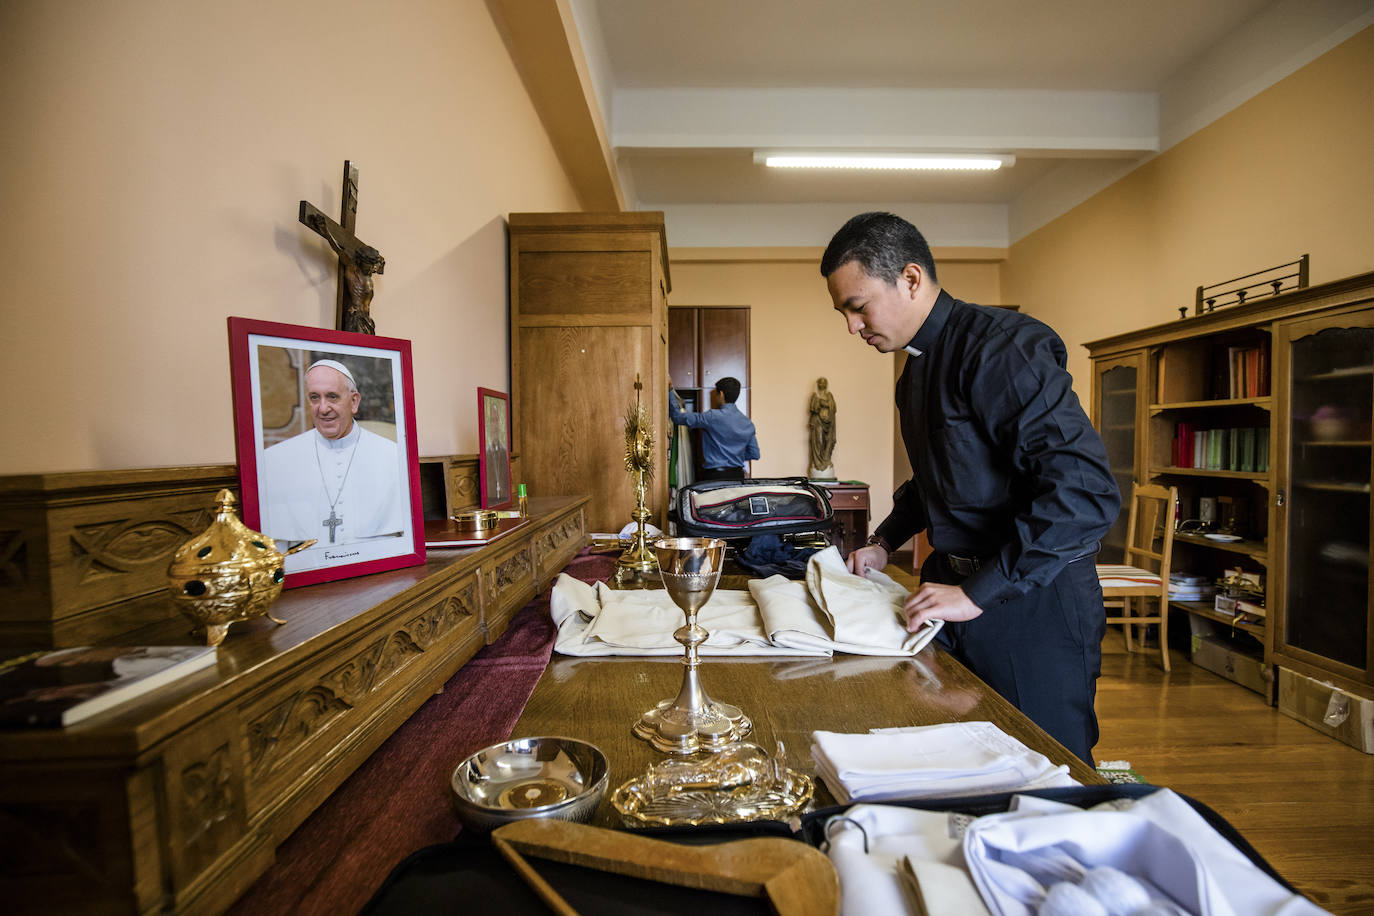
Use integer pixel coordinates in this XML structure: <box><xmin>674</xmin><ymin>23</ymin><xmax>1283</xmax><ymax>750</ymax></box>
<box><xmin>514</xmin><ymin>639</ymin><xmax>1104</xmax><ymax>828</ymax></box>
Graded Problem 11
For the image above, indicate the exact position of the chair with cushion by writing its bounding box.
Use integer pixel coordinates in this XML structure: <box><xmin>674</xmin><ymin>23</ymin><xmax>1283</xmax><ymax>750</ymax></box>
<box><xmin>1095</xmin><ymin>482</ymin><xmax>1178</xmax><ymax>672</ymax></box>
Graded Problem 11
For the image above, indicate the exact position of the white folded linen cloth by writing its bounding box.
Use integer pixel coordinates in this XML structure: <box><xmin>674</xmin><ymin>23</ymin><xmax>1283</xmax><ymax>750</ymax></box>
<box><xmin>811</xmin><ymin>722</ymin><xmax>1077</xmax><ymax>803</ymax></box>
<box><xmin>750</xmin><ymin>547</ymin><xmax>942</xmax><ymax>656</ymax></box>
<box><xmin>549</xmin><ymin>547</ymin><xmax>941</xmax><ymax>657</ymax></box>
<box><xmin>548</xmin><ymin>573</ymin><xmax>827</xmax><ymax>657</ymax></box>
<box><xmin>962</xmin><ymin>790</ymin><xmax>1331</xmax><ymax>916</ymax></box>
<box><xmin>822</xmin><ymin>803</ymin><xmax>969</xmax><ymax>916</ymax></box>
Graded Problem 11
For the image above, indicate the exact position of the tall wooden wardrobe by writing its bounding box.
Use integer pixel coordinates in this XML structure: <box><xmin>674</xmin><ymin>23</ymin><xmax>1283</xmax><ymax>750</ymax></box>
<box><xmin>508</xmin><ymin>212</ymin><xmax>671</xmax><ymax>533</ymax></box>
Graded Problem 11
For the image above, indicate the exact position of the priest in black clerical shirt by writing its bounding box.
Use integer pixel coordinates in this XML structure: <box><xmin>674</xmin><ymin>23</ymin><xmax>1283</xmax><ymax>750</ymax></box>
<box><xmin>822</xmin><ymin>211</ymin><xmax>1120</xmax><ymax>765</ymax></box>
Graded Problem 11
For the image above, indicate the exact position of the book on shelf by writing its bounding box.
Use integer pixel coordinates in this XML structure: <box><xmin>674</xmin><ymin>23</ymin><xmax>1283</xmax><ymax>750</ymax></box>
<box><xmin>1170</xmin><ymin>423</ymin><xmax>1268</xmax><ymax>472</ymax></box>
<box><xmin>0</xmin><ymin>645</ymin><xmax>217</xmax><ymax>727</ymax></box>
<box><xmin>1217</xmin><ymin>340</ymin><xmax>1270</xmax><ymax>399</ymax></box>
<box><xmin>1168</xmin><ymin>572</ymin><xmax>1215</xmax><ymax>601</ymax></box>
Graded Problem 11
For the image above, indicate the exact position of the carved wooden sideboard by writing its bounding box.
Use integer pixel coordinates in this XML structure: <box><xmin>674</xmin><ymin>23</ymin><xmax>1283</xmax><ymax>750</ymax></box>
<box><xmin>0</xmin><ymin>482</ymin><xmax>588</xmax><ymax>916</ymax></box>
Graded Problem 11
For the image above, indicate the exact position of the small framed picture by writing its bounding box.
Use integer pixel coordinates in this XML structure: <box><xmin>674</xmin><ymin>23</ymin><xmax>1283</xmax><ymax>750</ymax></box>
<box><xmin>227</xmin><ymin>317</ymin><xmax>425</xmax><ymax>588</ymax></box>
<box><xmin>477</xmin><ymin>387</ymin><xmax>512</xmax><ymax>510</ymax></box>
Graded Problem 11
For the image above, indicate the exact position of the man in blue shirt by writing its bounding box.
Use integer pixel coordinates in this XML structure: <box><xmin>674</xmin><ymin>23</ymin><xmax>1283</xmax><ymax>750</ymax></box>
<box><xmin>668</xmin><ymin>376</ymin><xmax>760</xmax><ymax>480</ymax></box>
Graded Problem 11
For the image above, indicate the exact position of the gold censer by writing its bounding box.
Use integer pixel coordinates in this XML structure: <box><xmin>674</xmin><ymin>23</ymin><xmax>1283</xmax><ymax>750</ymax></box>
<box><xmin>166</xmin><ymin>489</ymin><xmax>315</xmax><ymax>646</ymax></box>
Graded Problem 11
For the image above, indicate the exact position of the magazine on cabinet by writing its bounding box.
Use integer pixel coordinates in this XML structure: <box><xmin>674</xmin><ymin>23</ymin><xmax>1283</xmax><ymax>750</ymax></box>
<box><xmin>0</xmin><ymin>645</ymin><xmax>217</xmax><ymax>727</ymax></box>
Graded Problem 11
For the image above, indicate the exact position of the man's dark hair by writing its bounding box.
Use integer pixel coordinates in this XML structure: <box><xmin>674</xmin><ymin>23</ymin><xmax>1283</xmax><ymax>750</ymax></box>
<box><xmin>819</xmin><ymin>211</ymin><xmax>938</xmax><ymax>285</ymax></box>
<box><xmin>714</xmin><ymin>377</ymin><xmax>742</xmax><ymax>403</ymax></box>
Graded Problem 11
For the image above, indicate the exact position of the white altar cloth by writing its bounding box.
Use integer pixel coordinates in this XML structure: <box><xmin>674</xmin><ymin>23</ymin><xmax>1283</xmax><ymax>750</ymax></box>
<box><xmin>549</xmin><ymin>547</ymin><xmax>941</xmax><ymax>657</ymax></box>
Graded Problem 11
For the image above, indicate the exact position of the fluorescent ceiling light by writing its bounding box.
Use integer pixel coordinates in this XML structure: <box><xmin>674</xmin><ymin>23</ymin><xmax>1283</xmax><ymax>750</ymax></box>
<box><xmin>756</xmin><ymin>152</ymin><xmax>1014</xmax><ymax>171</ymax></box>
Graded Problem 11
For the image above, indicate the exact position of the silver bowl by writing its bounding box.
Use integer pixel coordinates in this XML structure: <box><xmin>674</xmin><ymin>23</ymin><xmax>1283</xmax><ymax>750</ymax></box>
<box><xmin>449</xmin><ymin>736</ymin><xmax>609</xmax><ymax>832</ymax></box>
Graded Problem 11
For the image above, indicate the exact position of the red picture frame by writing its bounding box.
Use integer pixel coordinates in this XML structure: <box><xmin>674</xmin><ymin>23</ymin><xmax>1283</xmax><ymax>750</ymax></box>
<box><xmin>477</xmin><ymin>387</ymin><xmax>512</xmax><ymax>510</ymax></box>
<box><xmin>227</xmin><ymin>317</ymin><xmax>425</xmax><ymax>588</ymax></box>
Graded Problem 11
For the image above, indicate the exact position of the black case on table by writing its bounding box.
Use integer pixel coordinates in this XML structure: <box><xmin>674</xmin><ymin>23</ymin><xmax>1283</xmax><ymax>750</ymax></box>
<box><xmin>672</xmin><ymin>477</ymin><xmax>834</xmax><ymax>541</ymax></box>
<box><xmin>361</xmin><ymin>784</ymin><xmax>1301</xmax><ymax>915</ymax></box>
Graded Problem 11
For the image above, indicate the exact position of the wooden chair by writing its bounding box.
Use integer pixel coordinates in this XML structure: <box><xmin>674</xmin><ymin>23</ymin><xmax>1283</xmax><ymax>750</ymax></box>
<box><xmin>1096</xmin><ymin>482</ymin><xmax>1177</xmax><ymax>672</ymax></box>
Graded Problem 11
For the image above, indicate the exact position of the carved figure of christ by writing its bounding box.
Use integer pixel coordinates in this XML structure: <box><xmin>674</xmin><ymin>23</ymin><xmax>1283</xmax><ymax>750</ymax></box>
<box><xmin>298</xmin><ymin>161</ymin><xmax>384</xmax><ymax>334</ymax></box>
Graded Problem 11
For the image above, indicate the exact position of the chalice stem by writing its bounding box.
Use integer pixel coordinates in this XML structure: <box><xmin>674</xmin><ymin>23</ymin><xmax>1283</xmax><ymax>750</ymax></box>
<box><xmin>669</xmin><ymin>614</ymin><xmax>712</xmax><ymax>713</ymax></box>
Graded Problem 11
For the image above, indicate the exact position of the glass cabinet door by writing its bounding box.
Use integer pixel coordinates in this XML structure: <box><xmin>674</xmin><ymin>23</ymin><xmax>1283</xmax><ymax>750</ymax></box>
<box><xmin>1276</xmin><ymin>311</ymin><xmax>1374</xmax><ymax>682</ymax></box>
<box><xmin>1093</xmin><ymin>353</ymin><xmax>1144</xmax><ymax>563</ymax></box>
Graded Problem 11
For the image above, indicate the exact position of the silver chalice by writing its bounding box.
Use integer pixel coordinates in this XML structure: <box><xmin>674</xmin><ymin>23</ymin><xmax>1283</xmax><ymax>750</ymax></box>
<box><xmin>633</xmin><ymin>537</ymin><xmax>753</xmax><ymax>754</ymax></box>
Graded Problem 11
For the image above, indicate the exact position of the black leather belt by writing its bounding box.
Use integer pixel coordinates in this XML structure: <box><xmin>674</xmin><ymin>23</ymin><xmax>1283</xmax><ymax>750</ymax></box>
<box><xmin>945</xmin><ymin>553</ymin><xmax>983</xmax><ymax>576</ymax></box>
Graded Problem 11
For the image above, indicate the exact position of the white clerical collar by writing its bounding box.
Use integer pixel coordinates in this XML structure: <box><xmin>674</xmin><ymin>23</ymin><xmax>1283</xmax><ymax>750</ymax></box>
<box><xmin>904</xmin><ymin>345</ymin><xmax>924</xmax><ymax>357</ymax></box>
<box><xmin>315</xmin><ymin>422</ymin><xmax>360</xmax><ymax>450</ymax></box>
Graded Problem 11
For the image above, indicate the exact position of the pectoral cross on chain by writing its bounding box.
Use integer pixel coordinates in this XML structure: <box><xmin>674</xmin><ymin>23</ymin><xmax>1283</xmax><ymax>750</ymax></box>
<box><xmin>299</xmin><ymin>160</ymin><xmax>385</xmax><ymax>335</ymax></box>
<box><xmin>322</xmin><ymin>509</ymin><xmax>344</xmax><ymax>544</ymax></box>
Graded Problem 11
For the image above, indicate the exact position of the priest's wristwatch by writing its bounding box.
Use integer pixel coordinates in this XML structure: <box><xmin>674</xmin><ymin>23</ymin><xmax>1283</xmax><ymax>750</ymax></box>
<box><xmin>864</xmin><ymin>532</ymin><xmax>894</xmax><ymax>553</ymax></box>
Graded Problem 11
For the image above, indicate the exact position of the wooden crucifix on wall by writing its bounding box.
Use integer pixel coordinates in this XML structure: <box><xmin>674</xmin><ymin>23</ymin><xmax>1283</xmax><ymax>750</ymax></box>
<box><xmin>299</xmin><ymin>160</ymin><xmax>385</xmax><ymax>335</ymax></box>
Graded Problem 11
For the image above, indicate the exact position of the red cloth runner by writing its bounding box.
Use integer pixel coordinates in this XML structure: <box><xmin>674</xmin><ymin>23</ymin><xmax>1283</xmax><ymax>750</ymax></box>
<box><xmin>227</xmin><ymin>549</ymin><xmax>616</xmax><ymax>916</ymax></box>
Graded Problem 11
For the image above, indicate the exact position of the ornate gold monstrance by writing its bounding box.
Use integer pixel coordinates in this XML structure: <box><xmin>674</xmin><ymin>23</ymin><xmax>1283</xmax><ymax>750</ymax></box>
<box><xmin>615</xmin><ymin>375</ymin><xmax>658</xmax><ymax>585</ymax></box>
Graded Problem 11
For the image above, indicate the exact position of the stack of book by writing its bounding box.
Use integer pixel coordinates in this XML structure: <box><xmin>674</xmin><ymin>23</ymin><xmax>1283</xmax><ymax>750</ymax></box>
<box><xmin>1168</xmin><ymin>573</ymin><xmax>1215</xmax><ymax>602</ymax></box>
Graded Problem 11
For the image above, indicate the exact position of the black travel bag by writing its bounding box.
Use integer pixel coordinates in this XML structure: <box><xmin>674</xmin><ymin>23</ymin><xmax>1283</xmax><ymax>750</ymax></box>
<box><xmin>670</xmin><ymin>478</ymin><xmax>834</xmax><ymax>578</ymax></box>
<box><xmin>362</xmin><ymin>784</ymin><xmax>1304</xmax><ymax>916</ymax></box>
<box><xmin>671</xmin><ymin>477</ymin><xmax>833</xmax><ymax>540</ymax></box>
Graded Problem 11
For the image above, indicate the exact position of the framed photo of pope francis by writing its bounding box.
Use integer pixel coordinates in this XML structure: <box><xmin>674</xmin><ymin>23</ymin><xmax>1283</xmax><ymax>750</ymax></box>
<box><xmin>227</xmin><ymin>318</ymin><xmax>425</xmax><ymax>588</ymax></box>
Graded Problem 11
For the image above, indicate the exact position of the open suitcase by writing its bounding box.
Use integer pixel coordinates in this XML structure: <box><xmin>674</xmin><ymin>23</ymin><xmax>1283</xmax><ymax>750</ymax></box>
<box><xmin>672</xmin><ymin>478</ymin><xmax>835</xmax><ymax>578</ymax></box>
<box><xmin>361</xmin><ymin>784</ymin><xmax>1307</xmax><ymax>915</ymax></box>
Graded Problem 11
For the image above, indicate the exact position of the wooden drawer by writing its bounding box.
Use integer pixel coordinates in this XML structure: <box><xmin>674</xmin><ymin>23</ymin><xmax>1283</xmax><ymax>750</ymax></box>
<box><xmin>824</xmin><ymin>486</ymin><xmax>869</xmax><ymax>511</ymax></box>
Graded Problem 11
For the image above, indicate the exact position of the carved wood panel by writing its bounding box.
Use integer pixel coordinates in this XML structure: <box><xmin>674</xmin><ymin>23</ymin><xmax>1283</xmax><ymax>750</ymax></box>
<box><xmin>0</xmin><ymin>767</ymin><xmax>150</xmax><ymax>912</ymax></box>
<box><xmin>0</xmin><ymin>467</ymin><xmax>238</xmax><ymax>648</ymax></box>
<box><xmin>536</xmin><ymin>509</ymin><xmax>586</xmax><ymax>581</ymax></box>
<box><xmin>159</xmin><ymin>715</ymin><xmax>248</xmax><ymax>892</ymax></box>
<box><xmin>244</xmin><ymin>577</ymin><xmax>480</xmax><ymax>782</ymax></box>
<box><xmin>480</xmin><ymin>543</ymin><xmax>534</xmax><ymax>642</ymax></box>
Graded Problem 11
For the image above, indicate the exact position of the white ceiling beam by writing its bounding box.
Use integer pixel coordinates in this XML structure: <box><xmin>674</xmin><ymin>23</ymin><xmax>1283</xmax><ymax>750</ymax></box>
<box><xmin>612</xmin><ymin>88</ymin><xmax>1159</xmax><ymax>156</ymax></box>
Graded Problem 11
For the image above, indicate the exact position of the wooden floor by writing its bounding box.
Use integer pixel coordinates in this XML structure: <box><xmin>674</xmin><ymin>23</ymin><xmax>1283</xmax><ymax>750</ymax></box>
<box><xmin>1095</xmin><ymin>634</ymin><xmax>1374</xmax><ymax>915</ymax></box>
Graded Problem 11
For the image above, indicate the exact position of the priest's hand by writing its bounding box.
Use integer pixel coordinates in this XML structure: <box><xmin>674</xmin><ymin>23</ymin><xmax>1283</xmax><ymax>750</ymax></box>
<box><xmin>847</xmin><ymin>543</ymin><xmax>888</xmax><ymax>576</ymax></box>
<box><xmin>903</xmin><ymin>582</ymin><xmax>983</xmax><ymax>631</ymax></box>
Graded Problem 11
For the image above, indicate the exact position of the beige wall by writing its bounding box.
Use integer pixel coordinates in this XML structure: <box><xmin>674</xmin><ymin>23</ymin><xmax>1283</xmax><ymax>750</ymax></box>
<box><xmin>667</xmin><ymin>248</ymin><xmax>1006</xmax><ymax>526</ymax></box>
<box><xmin>1005</xmin><ymin>25</ymin><xmax>1374</xmax><ymax>398</ymax></box>
<box><xmin>0</xmin><ymin>0</ymin><xmax>581</xmax><ymax>475</ymax></box>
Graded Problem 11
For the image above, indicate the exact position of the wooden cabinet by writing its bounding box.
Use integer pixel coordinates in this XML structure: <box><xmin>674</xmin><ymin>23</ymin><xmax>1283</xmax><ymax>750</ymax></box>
<box><xmin>1087</xmin><ymin>271</ymin><xmax>1374</xmax><ymax>700</ymax></box>
<box><xmin>509</xmin><ymin>213</ymin><xmax>671</xmax><ymax>533</ymax></box>
<box><xmin>0</xmin><ymin>473</ymin><xmax>589</xmax><ymax>916</ymax></box>
<box><xmin>1091</xmin><ymin>352</ymin><xmax>1147</xmax><ymax>563</ymax></box>
<box><xmin>1272</xmin><ymin>306</ymin><xmax>1374</xmax><ymax>692</ymax></box>
<box><xmin>669</xmin><ymin>306</ymin><xmax>751</xmax><ymax>414</ymax></box>
<box><xmin>668</xmin><ymin>306</ymin><xmax>752</xmax><ymax>480</ymax></box>
<box><xmin>816</xmin><ymin>481</ymin><xmax>870</xmax><ymax>558</ymax></box>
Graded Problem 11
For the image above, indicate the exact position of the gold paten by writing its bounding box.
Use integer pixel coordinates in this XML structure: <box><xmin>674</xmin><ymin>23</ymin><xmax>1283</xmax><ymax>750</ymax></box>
<box><xmin>166</xmin><ymin>489</ymin><xmax>315</xmax><ymax>646</ymax></box>
<box><xmin>615</xmin><ymin>374</ymin><xmax>659</xmax><ymax>585</ymax></box>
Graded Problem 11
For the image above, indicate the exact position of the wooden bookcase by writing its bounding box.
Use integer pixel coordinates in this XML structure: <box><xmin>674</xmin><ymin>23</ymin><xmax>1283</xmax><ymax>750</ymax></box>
<box><xmin>1087</xmin><ymin>270</ymin><xmax>1374</xmax><ymax>701</ymax></box>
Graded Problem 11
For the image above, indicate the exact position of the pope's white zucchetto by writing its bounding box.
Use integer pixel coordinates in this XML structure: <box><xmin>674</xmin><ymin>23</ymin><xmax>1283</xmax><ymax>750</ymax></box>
<box><xmin>306</xmin><ymin>359</ymin><xmax>356</xmax><ymax>387</ymax></box>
